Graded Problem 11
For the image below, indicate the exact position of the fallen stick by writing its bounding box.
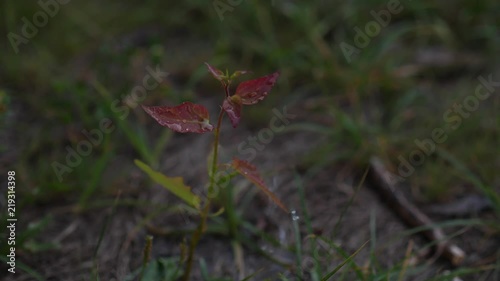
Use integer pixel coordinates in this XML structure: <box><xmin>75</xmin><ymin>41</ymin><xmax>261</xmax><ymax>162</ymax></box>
<box><xmin>368</xmin><ymin>156</ymin><xmax>465</xmax><ymax>266</ymax></box>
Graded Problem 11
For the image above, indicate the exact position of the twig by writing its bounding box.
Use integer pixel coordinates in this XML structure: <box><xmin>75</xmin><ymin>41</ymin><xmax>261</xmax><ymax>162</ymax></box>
<box><xmin>368</xmin><ymin>156</ymin><xmax>465</xmax><ymax>266</ymax></box>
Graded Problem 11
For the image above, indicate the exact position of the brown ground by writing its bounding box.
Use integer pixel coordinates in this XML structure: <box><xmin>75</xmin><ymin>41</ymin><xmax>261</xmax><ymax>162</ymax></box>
<box><xmin>3</xmin><ymin>100</ymin><xmax>498</xmax><ymax>281</ymax></box>
<box><xmin>1</xmin><ymin>31</ymin><xmax>498</xmax><ymax>281</ymax></box>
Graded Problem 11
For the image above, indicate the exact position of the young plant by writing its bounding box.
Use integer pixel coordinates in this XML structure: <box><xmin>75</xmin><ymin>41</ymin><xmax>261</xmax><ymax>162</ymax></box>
<box><xmin>135</xmin><ymin>63</ymin><xmax>288</xmax><ymax>280</ymax></box>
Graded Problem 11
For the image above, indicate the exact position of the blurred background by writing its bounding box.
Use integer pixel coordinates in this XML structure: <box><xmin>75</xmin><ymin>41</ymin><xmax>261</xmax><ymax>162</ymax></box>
<box><xmin>0</xmin><ymin>0</ymin><xmax>499</xmax><ymax>280</ymax></box>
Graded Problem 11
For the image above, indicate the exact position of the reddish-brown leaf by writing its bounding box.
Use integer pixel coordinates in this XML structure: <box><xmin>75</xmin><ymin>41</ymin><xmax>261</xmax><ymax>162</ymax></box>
<box><xmin>232</xmin><ymin>158</ymin><xmax>288</xmax><ymax>213</ymax></box>
<box><xmin>222</xmin><ymin>96</ymin><xmax>242</xmax><ymax>128</ymax></box>
<box><xmin>205</xmin><ymin>62</ymin><xmax>226</xmax><ymax>82</ymax></box>
<box><xmin>235</xmin><ymin>72</ymin><xmax>279</xmax><ymax>105</ymax></box>
<box><xmin>142</xmin><ymin>102</ymin><xmax>214</xmax><ymax>133</ymax></box>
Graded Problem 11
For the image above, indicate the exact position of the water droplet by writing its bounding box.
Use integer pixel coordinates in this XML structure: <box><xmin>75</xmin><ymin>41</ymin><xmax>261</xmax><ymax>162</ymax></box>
<box><xmin>290</xmin><ymin>209</ymin><xmax>300</xmax><ymax>221</ymax></box>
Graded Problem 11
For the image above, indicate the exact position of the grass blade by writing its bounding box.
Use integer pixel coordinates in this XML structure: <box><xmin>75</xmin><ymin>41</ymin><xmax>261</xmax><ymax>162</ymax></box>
<box><xmin>321</xmin><ymin>241</ymin><xmax>369</xmax><ymax>281</ymax></box>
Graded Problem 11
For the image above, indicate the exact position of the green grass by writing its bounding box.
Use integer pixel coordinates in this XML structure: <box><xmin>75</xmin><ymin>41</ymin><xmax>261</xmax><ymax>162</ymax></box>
<box><xmin>1</xmin><ymin>0</ymin><xmax>499</xmax><ymax>280</ymax></box>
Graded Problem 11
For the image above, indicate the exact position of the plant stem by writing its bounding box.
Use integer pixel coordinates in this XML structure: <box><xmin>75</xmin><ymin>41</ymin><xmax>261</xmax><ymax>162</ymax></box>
<box><xmin>210</xmin><ymin>107</ymin><xmax>225</xmax><ymax>192</ymax></box>
<box><xmin>138</xmin><ymin>235</ymin><xmax>153</xmax><ymax>281</ymax></box>
<box><xmin>182</xmin><ymin>204</ymin><xmax>209</xmax><ymax>281</ymax></box>
<box><xmin>182</xmin><ymin>107</ymin><xmax>225</xmax><ymax>281</ymax></box>
<box><xmin>214</xmin><ymin>86</ymin><xmax>239</xmax><ymax>238</ymax></box>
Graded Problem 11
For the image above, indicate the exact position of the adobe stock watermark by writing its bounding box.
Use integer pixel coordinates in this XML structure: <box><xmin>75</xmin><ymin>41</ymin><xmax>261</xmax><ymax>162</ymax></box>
<box><xmin>7</xmin><ymin>0</ymin><xmax>72</xmax><ymax>54</ymax></box>
<box><xmin>186</xmin><ymin>105</ymin><xmax>296</xmax><ymax>211</ymax></box>
<box><xmin>213</xmin><ymin>0</ymin><xmax>246</xmax><ymax>21</ymax></box>
<box><xmin>384</xmin><ymin>74</ymin><xmax>499</xmax><ymax>185</ymax></box>
<box><xmin>51</xmin><ymin>66</ymin><xmax>169</xmax><ymax>182</ymax></box>
<box><xmin>213</xmin><ymin>0</ymin><xmax>276</xmax><ymax>21</ymax></box>
<box><xmin>339</xmin><ymin>0</ymin><xmax>407</xmax><ymax>63</ymax></box>
<box><xmin>237</xmin><ymin>106</ymin><xmax>296</xmax><ymax>162</ymax></box>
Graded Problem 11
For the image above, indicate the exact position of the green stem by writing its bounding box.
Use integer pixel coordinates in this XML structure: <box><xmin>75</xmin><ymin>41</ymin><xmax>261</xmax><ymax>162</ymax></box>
<box><xmin>218</xmin><ymin>83</ymin><xmax>239</xmax><ymax>238</ymax></box>
<box><xmin>182</xmin><ymin>204</ymin><xmax>208</xmax><ymax>281</ymax></box>
<box><xmin>210</xmin><ymin>107</ymin><xmax>225</xmax><ymax>192</ymax></box>
<box><xmin>138</xmin><ymin>235</ymin><xmax>153</xmax><ymax>281</ymax></box>
<box><xmin>183</xmin><ymin>107</ymin><xmax>225</xmax><ymax>281</ymax></box>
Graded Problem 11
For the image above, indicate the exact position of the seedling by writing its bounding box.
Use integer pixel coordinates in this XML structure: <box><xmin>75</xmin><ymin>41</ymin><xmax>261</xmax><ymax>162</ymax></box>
<box><xmin>135</xmin><ymin>63</ymin><xmax>288</xmax><ymax>280</ymax></box>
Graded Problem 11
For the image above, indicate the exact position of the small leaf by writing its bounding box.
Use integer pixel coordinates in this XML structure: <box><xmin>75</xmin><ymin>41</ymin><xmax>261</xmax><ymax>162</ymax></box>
<box><xmin>205</xmin><ymin>62</ymin><xmax>226</xmax><ymax>82</ymax></box>
<box><xmin>135</xmin><ymin>159</ymin><xmax>201</xmax><ymax>208</ymax></box>
<box><xmin>142</xmin><ymin>102</ymin><xmax>214</xmax><ymax>133</ymax></box>
<box><xmin>235</xmin><ymin>72</ymin><xmax>279</xmax><ymax>105</ymax></box>
<box><xmin>222</xmin><ymin>96</ymin><xmax>242</xmax><ymax>128</ymax></box>
<box><xmin>232</xmin><ymin>158</ymin><xmax>288</xmax><ymax>213</ymax></box>
<box><xmin>230</xmin><ymin>70</ymin><xmax>251</xmax><ymax>80</ymax></box>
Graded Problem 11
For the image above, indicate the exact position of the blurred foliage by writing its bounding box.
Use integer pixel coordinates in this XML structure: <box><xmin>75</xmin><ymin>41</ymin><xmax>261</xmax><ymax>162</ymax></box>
<box><xmin>0</xmin><ymin>0</ymin><xmax>498</xmax><ymax>278</ymax></box>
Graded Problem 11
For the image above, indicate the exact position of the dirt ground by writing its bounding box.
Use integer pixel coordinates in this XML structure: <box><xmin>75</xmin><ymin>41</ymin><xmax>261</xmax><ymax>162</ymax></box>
<box><xmin>2</xmin><ymin>97</ymin><xmax>498</xmax><ymax>281</ymax></box>
<box><xmin>0</xmin><ymin>23</ymin><xmax>500</xmax><ymax>281</ymax></box>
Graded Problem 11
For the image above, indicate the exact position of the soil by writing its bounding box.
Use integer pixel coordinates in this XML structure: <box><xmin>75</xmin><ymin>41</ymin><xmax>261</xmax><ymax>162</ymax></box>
<box><xmin>3</xmin><ymin>103</ymin><xmax>499</xmax><ymax>281</ymax></box>
<box><xmin>2</xmin><ymin>33</ymin><xmax>499</xmax><ymax>281</ymax></box>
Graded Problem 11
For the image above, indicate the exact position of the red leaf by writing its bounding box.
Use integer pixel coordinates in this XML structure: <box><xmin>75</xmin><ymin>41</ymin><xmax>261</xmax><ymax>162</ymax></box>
<box><xmin>205</xmin><ymin>62</ymin><xmax>225</xmax><ymax>82</ymax></box>
<box><xmin>232</xmin><ymin>158</ymin><xmax>288</xmax><ymax>213</ymax></box>
<box><xmin>222</xmin><ymin>96</ymin><xmax>242</xmax><ymax>128</ymax></box>
<box><xmin>235</xmin><ymin>72</ymin><xmax>279</xmax><ymax>105</ymax></box>
<box><xmin>142</xmin><ymin>102</ymin><xmax>214</xmax><ymax>133</ymax></box>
